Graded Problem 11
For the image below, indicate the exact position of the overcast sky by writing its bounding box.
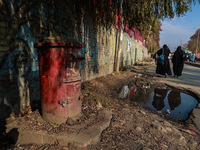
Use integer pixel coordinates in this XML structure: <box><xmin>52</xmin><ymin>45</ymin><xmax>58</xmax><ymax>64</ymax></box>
<box><xmin>160</xmin><ymin>3</ymin><xmax>200</xmax><ymax>51</ymax></box>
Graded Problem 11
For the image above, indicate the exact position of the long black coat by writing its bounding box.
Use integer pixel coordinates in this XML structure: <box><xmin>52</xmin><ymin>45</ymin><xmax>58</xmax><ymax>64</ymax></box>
<box><xmin>152</xmin><ymin>88</ymin><xmax>168</xmax><ymax>110</ymax></box>
<box><xmin>172</xmin><ymin>46</ymin><xmax>185</xmax><ymax>76</ymax></box>
<box><xmin>156</xmin><ymin>45</ymin><xmax>172</xmax><ymax>76</ymax></box>
<box><xmin>167</xmin><ymin>90</ymin><xmax>181</xmax><ymax>110</ymax></box>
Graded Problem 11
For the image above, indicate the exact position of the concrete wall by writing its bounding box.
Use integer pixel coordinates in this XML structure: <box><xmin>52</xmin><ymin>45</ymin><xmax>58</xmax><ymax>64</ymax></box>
<box><xmin>120</xmin><ymin>33</ymin><xmax>148</xmax><ymax>66</ymax></box>
<box><xmin>80</xmin><ymin>25</ymin><xmax>119</xmax><ymax>81</ymax></box>
<box><xmin>0</xmin><ymin>1</ymin><xmax>149</xmax><ymax>119</ymax></box>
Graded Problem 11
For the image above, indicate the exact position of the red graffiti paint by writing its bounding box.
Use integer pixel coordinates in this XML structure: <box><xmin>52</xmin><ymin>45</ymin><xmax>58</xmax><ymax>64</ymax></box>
<box><xmin>127</xmin><ymin>85</ymin><xmax>137</xmax><ymax>99</ymax></box>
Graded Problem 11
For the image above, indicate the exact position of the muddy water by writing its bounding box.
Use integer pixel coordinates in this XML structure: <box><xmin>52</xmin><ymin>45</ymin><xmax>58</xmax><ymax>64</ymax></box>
<box><xmin>131</xmin><ymin>88</ymin><xmax>198</xmax><ymax>120</ymax></box>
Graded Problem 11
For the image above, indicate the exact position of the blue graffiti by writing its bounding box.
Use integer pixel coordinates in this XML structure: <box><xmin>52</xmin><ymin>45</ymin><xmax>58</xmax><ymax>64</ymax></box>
<box><xmin>80</xmin><ymin>41</ymin><xmax>88</xmax><ymax>69</ymax></box>
<box><xmin>89</xmin><ymin>29</ymin><xmax>98</xmax><ymax>60</ymax></box>
<box><xmin>0</xmin><ymin>1</ymin><xmax>39</xmax><ymax>80</ymax></box>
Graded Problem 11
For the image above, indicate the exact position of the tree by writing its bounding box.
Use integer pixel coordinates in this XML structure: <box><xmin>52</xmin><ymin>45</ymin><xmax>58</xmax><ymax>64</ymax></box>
<box><xmin>182</xmin><ymin>43</ymin><xmax>188</xmax><ymax>50</ymax></box>
<box><xmin>121</xmin><ymin>0</ymin><xmax>194</xmax><ymax>34</ymax></box>
<box><xmin>4</xmin><ymin>0</ymin><xmax>199</xmax><ymax>31</ymax></box>
<box><xmin>187</xmin><ymin>29</ymin><xmax>200</xmax><ymax>53</ymax></box>
<box><xmin>146</xmin><ymin>19</ymin><xmax>162</xmax><ymax>53</ymax></box>
<box><xmin>1</xmin><ymin>0</ymin><xmax>199</xmax><ymax>46</ymax></box>
<box><xmin>56</xmin><ymin>0</ymin><xmax>198</xmax><ymax>53</ymax></box>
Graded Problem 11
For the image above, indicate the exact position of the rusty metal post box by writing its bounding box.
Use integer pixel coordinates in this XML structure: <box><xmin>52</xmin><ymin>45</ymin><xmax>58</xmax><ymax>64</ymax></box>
<box><xmin>35</xmin><ymin>37</ymin><xmax>84</xmax><ymax>124</ymax></box>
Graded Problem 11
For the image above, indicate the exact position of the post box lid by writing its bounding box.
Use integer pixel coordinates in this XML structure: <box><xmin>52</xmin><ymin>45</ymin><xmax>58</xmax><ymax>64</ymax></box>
<box><xmin>35</xmin><ymin>36</ymin><xmax>82</xmax><ymax>48</ymax></box>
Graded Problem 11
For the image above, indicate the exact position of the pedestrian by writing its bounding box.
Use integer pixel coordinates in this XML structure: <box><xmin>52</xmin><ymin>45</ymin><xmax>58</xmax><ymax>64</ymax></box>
<box><xmin>153</xmin><ymin>52</ymin><xmax>158</xmax><ymax>64</ymax></box>
<box><xmin>172</xmin><ymin>46</ymin><xmax>185</xmax><ymax>78</ymax></box>
<box><xmin>167</xmin><ymin>90</ymin><xmax>181</xmax><ymax>110</ymax></box>
<box><xmin>194</xmin><ymin>54</ymin><xmax>197</xmax><ymax>62</ymax></box>
<box><xmin>190</xmin><ymin>54</ymin><xmax>195</xmax><ymax>63</ymax></box>
<box><xmin>155</xmin><ymin>44</ymin><xmax>172</xmax><ymax>77</ymax></box>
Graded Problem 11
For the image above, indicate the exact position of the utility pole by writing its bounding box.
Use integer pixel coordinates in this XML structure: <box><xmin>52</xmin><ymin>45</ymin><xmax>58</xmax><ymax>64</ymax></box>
<box><xmin>115</xmin><ymin>0</ymin><xmax>123</xmax><ymax>72</ymax></box>
<box><xmin>196</xmin><ymin>29</ymin><xmax>199</xmax><ymax>55</ymax></box>
<box><xmin>180</xmin><ymin>39</ymin><xmax>183</xmax><ymax>47</ymax></box>
<box><xmin>115</xmin><ymin>30</ymin><xmax>122</xmax><ymax>72</ymax></box>
<box><xmin>147</xmin><ymin>25</ymin><xmax>152</xmax><ymax>38</ymax></box>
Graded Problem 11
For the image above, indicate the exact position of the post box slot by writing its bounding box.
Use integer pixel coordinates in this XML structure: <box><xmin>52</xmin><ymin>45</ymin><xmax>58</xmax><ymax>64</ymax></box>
<box><xmin>71</xmin><ymin>52</ymin><xmax>85</xmax><ymax>60</ymax></box>
<box><xmin>62</xmin><ymin>76</ymin><xmax>81</xmax><ymax>83</ymax></box>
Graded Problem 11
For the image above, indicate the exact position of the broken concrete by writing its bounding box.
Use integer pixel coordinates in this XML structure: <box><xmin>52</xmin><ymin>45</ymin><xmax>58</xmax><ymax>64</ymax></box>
<box><xmin>6</xmin><ymin>110</ymin><xmax>112</xmax><ymax>147</ymax></box>
<box><xmin>192</xmin><ymin>108</ymin><xmax>200</xmax><ymax>131</ymax></box>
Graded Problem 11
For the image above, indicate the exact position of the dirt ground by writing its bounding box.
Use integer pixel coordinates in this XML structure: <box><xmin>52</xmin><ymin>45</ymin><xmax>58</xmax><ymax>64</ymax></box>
<box><xmin>0</xmin><ymin>64</ymin><xmax>200</xmax><ymax>150</ymax></box>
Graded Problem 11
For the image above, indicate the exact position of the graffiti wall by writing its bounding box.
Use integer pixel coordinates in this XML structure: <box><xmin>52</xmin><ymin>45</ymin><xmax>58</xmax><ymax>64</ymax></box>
<box><xmin>121</xmin><ymin>33</ymin><xmax>136</xmax><ymax>66</ymax></box>
<box><xmin>0</xmin><ymin>1</ymin><xmax>40</xmax><ymax>119</ymax></box>
<box><xmin>120</xmin><ymin>32</ymin><xmax>148</xmax><ymax>66</ymax></box>
<box><xmin>0</xmin><ymin>0</ymin><xmax>148</xmax><ymax>119</ymax></box>
<box><xmin>80</xmin><ymin>25</ymin><xmax>118</xmax><ymax>81</ymax></box>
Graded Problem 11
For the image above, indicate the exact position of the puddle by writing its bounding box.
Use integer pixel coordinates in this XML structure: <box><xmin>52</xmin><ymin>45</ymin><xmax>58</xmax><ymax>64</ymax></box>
<box><xmin>131</xmin><ymin>88</ymin><xmax>198</xmax><ymax>120</ymax></box>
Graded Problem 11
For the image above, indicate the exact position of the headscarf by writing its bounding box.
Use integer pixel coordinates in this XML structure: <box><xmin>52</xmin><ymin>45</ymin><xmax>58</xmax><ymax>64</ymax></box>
<box><xmin>176</xmin><ymin>46</ymin><xmax>181</xmax><ymax>52</ymax></box>
<box><xmin>162</xmin><ymin>44</ymin><xmax>170</xmax><ymax>56</ymax></box>
<box><xmin>163</xmin><ymin>44</ymin><xmax>168</xmax><ymax>50</ymax></box>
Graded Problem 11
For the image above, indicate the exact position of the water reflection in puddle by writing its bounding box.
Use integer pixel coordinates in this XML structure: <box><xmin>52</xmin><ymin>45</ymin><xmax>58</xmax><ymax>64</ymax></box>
<box><xmin>131</xmin><ymin>88</ymin><xmax>198</xmax><ymax>120</ymax></box>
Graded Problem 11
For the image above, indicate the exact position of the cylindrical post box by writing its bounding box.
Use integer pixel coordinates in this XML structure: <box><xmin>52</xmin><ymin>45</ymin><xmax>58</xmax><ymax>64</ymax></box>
<box><xmin>35</xmin><ymin>37</ymin><xmax>84</xmax><ymax>124</ymax></box>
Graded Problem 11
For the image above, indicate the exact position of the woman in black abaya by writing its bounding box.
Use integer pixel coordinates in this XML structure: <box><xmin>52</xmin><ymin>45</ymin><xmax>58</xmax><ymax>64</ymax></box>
<box><xmin>168</xmin><ymin>90</ymin><xmax>181</xmax><ymax>110</ymax></box>
<box><xmin>172</xmin><ymin>46</ymin><xmax>185</xmax><ymax>78</ymax></box>
<box><xmin>155</xmin><ymin>44</ymin><xmax>172</xmax><ymax>77</ymax></box>
<box><xmin>152</xmin><ymin>88</ymin><xmax>168</xmax><ymax>111</ymax></box>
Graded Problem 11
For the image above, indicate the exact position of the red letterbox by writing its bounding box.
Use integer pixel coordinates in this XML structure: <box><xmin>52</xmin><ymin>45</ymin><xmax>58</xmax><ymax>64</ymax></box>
<box><xmin>35</xmin><ymin>37</ymin><xmax>84</xmax><ymax>124</ymax></box>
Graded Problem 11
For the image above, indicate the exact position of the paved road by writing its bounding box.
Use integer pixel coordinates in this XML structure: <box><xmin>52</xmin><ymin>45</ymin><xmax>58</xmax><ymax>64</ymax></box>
<box><xmin>147</xmin><ymin>63</ymin><xmax>200</xmax><ymax>93</ymax></box>
<box><xmin>146</xmin><ymin>62</ymin><xmax>200</xmax><ymax>132</ymax></box>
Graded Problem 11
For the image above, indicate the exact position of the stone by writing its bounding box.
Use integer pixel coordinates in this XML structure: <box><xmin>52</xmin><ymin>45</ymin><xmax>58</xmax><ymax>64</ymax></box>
<box><xmin>62</xmin><ymin>147</ymin><xmax>69</xmax><ymax>150</ymax></box>
<box><xmin>97</xmin><ymin>101</ymin><xmax>102</xmax><ymax>109</ymax></box>
<box><xmin>165</xmin><ymin>127</ymin><xmax>172</xmax><ymax>132</ymax></box>
<box><xmin>66</xmin><ymin>118</ymin><xmax>75</xmax><ymax>126</ymax></box>
<box><xmin>160</xmin><ymin>126</ymin><xmax>167</xmax><ymax>133</ymax></box>
<box><xmin>187</xmin><ymin>139</ymin><xmax>198</xmax><ymax>148</ymax></box>
<box><xmin>136</xmin><ymin>126</ymin><xmax>142</xmax><ymax>132</ymax></box>
<box><xmin>153</xmin><ymin>120</ymin><xmax>159</xmax><ymax>124</ymax></box>
<box><xmin>135</xmin><ymin>140</ymin><xmax>145</xmax><ymax>144</ymax></box>
<box><xmin>151</xmin><ymin>123</ymin><xmax>161</xmax><ymax>130</ymax></box>
<box><xmin>172</xmin><ymin>128</ymin><xmax>181</xmax><ymax>135</ymax></box>
<box><xmin>151</xmin><ymin>123</ymin><xmax>166</xmax><ymax>133</ymax></box>
<box><xmin>166</xmin><ymin>109</ymin><xmax>170</xmax><ymax>114</ymax></box>
<box><xmin>156</xmin><ymin>111</ymin><xmax>162</xmax><ymax>114</ymax></box>
<box><xmin>179</xmin><ymin>136</ymin><xmax>186</xmax><ymax>145</ymax></box>
<box><xmin>163</xmin><ymin>121</ymin><xmax>172</xmax><ymax>127</ymax></box>
<box><xmin>120</xmin><ymin>120</ymin><xmax>126</xmax><ymax>126</ymax></box>
<box><xmin>139</xmin><ymin>110</ymin><xmax>146</xmax><ymax>115</ymax></box>
<box><xmin>141</xmin><ymin>147</ymin><xmax>151</xmax><ymax>150</ymax></box>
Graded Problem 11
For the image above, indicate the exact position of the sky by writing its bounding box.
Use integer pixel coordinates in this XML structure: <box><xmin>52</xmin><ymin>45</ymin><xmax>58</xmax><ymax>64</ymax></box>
<box><xmin>160</xmin><ymin>3</ymin><xmax>200</xmax><ymax>51</ymax></box>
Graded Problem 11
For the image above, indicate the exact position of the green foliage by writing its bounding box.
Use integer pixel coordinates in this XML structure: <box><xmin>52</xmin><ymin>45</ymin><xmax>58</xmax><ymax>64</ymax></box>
<box><xmin>147</xmin><ymin>35</ymin><xmax>160</xmax><ymax>53</ymax></box>
<box><xmin>38</xmin><ymin>0</ymin><xmax>195</xmax><ymax>34</ymax></box>
<box><xmin>122</xmin><ymin>0</ymin><xmax>193</xmax><ymax>35</ymax></box>
<box><xmin>2</xmin><ymin>0</ymin><xmax>198</xmax><ymax>39</ymax></box>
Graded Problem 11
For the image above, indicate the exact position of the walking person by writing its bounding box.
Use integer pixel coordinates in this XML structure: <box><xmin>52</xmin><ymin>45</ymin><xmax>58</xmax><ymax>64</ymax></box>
<box><xmin>155</xmin><ymin>44</ymin><xmax>172</xmax><ymax>77</ymax></box>
<box><xmin>172</xmin><ymin>46</ymin><xmax>185</xmax><ymax>78</ymax></box>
